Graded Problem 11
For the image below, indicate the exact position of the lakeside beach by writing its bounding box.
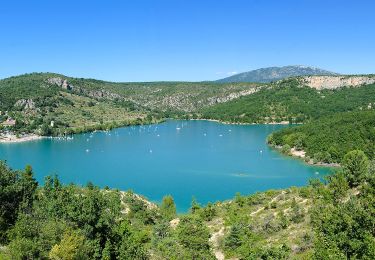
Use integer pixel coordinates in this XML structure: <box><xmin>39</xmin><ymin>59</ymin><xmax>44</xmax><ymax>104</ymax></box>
<box><xmin>0</xmin><ymin>133</ymin><xmax>43</xmax><ymax>143</ymax></box>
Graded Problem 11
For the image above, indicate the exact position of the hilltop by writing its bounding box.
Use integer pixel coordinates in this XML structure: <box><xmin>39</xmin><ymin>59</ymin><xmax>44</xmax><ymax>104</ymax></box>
<box><xmin>216</xmin><ymin>65</ymin><xmax>338</xmax><ymax>83</ymax></box>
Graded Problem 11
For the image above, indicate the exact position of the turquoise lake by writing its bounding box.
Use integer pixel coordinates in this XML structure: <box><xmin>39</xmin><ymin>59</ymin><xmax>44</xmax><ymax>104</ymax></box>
<box><xmin>0</xmin><ymin>120</ymin><xmax>332</xmax><ymax>212</ymax></box>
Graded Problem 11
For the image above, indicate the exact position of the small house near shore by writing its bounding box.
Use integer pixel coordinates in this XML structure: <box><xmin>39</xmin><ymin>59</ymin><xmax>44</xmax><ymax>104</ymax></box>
<box><xmin>2</xmin><ymin>118</ymin><xmax>16</xmax><ymax>127</ymax></box>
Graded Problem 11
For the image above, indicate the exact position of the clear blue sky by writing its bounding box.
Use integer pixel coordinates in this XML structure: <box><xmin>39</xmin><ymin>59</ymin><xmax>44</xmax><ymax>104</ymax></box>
<box><xmin>1</xmin><ymin>0</ymin><xmax>374</xmax><ymax>82</ymax></box>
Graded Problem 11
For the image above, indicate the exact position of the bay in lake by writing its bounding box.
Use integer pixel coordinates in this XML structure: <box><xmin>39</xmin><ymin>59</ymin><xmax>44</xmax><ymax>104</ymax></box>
<box><xmin>0</xmin><ymin>120</ymin><xmax>332</xmax><ymax>212</ymax></box>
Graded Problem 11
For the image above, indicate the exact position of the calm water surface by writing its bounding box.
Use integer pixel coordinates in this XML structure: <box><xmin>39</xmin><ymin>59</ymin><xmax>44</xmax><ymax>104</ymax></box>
<box><xmin>0</xmin><ymin>120</ymin><xmax>331</xmax><ymax>212</ymax></box>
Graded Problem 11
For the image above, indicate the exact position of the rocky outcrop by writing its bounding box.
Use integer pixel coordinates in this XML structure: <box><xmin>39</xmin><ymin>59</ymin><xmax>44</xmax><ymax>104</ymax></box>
<box><xmin>300</xmin><ymin>76</ymin><xmax>375</xmax><ymax>90</ymax></box>
<box><xmin>134</xmin><ymin>86</ymin><xmax>262</xmax><ymax>112</ymax></box>
<box><xmin>47</xmin><ymin>77</ymin><xmax>74</xmax><ymax>90</ymax></box>
<box><xmin>14</xmin><ymin>99</ymin><xmax>36</xmax><ymax>110</ymax></box>
<box><xmin>79</xmin><ymin>89</ymin><xmax>123</xmax><ymax>100</ymax></box>
<box><xmin>206</xmin><ymin>88</ymin><xmax>259</xmax><ymax>106</ymax></box>
<box><xmin>47</xmin><ymin>77</ymin><xmax>124</xmax><ymax>100</ymax></box>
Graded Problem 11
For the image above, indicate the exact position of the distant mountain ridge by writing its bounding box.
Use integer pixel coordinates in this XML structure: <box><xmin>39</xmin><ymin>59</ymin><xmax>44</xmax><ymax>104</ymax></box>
<box><xmin>216</xmin><ymin>65</ymin><xmax>339</xmax><ymax>83</ymax></box>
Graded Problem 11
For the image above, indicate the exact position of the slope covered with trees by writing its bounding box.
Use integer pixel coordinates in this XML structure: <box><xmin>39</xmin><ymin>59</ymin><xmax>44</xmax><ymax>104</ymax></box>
<box><xmin>268</xmin><ymin>110</ymin><xmax>375</xmax><ymax>164</ymax></box>
<box><xmin>1</xmin><ymin>150</ymin><xmax>374</xmax><ymax>259</ymax></box>
<box><xmin>0</xmin><ymin>73</ymin><xmax>259</xmax><ymax>136</ymax></box>
<box><xmin>202</xmin><ymin>79</ymin><xmax>375</xmax><ymax>124</ymax></box>
<box><xmin>0</xmin><ymin>73</ymin><xmax>154</xmax><ymax>136</ymax></box>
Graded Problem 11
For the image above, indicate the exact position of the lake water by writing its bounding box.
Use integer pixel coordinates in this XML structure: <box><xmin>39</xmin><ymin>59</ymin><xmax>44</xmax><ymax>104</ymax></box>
<box><xmin>0</xmin><ymin>120</ymin><xmax>331</xmax><ymax>212</ymax></box>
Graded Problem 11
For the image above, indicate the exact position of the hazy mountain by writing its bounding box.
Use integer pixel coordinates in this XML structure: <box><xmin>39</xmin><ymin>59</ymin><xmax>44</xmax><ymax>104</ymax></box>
<box><xmin>216</xmin><ymin>65</ymin><xmax>339</xmax><ymax>83</ymax></box>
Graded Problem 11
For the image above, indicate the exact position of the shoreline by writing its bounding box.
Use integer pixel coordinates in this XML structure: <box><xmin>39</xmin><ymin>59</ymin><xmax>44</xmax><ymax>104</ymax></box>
<box><xmin>188</xmin><ymin>118</ymin><xmax>296</xmax><ymax>125</ymax></box>
<box><xmin>0</xmin><ymin>118</ymin><xmax>297</xmax><ymax>144</ymax></box>
<box><xmin>272</xmin><ymin>145</ymin><xmax>340</xmax><ymax>168</ymax></box>
<box><xmin>0</xmin><ymin>134</ymin><xmax>44</xmax><ymax>144</ymax></box>
<box><xmin>0</xmin><ymin>118</ymin><xmax>165</xmax><ymax>144</ymax></box>
<box><xmin>189</xmin><ymin>118</ymin><xmax>338</xmax><ymax>168</ymax></box>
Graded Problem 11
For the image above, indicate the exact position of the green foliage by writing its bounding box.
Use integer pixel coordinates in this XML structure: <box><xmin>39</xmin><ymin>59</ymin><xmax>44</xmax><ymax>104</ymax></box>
<box><xmin>327</xmin><ymin>172</ymin><xmax>349</xmax><ymax>202</ymax></box>
<box><xmin>0</xmin><ymin>163</ymin><xmax>37</xmax><ymax>243</ymax></box>
<box><xmin>310</xmin><ymin>151</ymin><xmax>375</xmax><ymax>259</ymax></box>
<box><xmin>48</xmin><ymin>229</ymin><xmax>86</xmax><ymax>260</ymax></box>
<box><xmin>312</xmin><ymin>196</ymin><xmax>375</xmax><ymax>259</ymax></box>
<box><xmin>199</xmin><ymin>202</ymin><xmax>217</xmax><ymax>221</ymax></box>
<box><xmin>190</xmin><ymin>196</ymin><xmax>201</xmax><ymax>214</ymax></box>
<box><xmin>270</xmin><ymin>110</ymin><xmax>375</xmax><ymax>163</ymax></box>
<box><xmin>255</xmin><ymin>245</ymin><xmax>291</xmax><ymax>260</ymax></box>
<box><xmin>234</xmin><ymin>192</ymin><xmax>245</xmax><ymax>207</ymax></box>
<box><xmin>7</xmin><ymin>217</ymin><xmax>71</xmax><ymax>259</ymax></box>
<box><xmin>123</xmin><ymin>192</ymin><xmax>158</xmax><ymax>225</ymax></box>
<box><xmin>202</xmin><ymin>80</ymin><xmax>375</xmax><ymax>124</ymax></box>
<box><xmin>342</xmin><ymin>150</ymin><xmax>370</xmax><ymax>186</ymax></box>
<box><xmin>281</xmin><ymin>144</ymin><xmax>291</xmax><ymax>154</ymax></box>
<box><xmin>290</xmin><ymin>198</ymin><xmax>305</xmax><ymax>224</ymax></box>
<box><xmin>160</xmin><ymin>195</ymin><xmax>176</xmax><ymax>221</ymax></box>
<box><xmin>225</xmin><ymin>223</ymin><xmax>243</xmax><ymax>249</ymax></box>
<box><xmin>277</xmin><ymin>210</ymin><xmax>289</xmax><ymax>229</ymax></box>
<box><xmin>115</xmin><ymin>220</ymin><xmax>149</xmax><ymax>260</ymax></box>
<box><xmin>176</xmin><ymin>216</ymin><xmax>214</xmax><ymax>259</ymax></box>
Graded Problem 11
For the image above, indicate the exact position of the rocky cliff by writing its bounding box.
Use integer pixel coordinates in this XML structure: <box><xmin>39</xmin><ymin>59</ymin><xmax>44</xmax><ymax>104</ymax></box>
<box><xmin>300</xmin><ymin>75</ymin><xmax>375</xmax><ymax>90</ymax></box>
<box><xmin>47</xmin><ymin>77</ymin><xmax>123</xmax><ymax>101</ymax></box>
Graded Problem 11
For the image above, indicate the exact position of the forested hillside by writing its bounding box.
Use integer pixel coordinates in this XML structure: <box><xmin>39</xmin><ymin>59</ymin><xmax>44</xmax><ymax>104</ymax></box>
<box><xmin>0</xmin><ymin>73</ymin><xmax>153</xmax><ymax>136</ymax></box>
<box><xmin>202</xmin><ymin>79</ymin><xmax>375</xmax><ymax>124</ymax></box>
<box><xmin>0</xmin><ymin>150</ymin><xmax>374</xmax><ymax>259</ymax></box>
<box><xmin>0</xmin><ymin>73</ymin><xmax>259</xmax><ymax>136</ymax></box>
<box><xmin>268</xmin><ymin>110</ymin><xmax>375</xmax><ymax>164</ymax></box>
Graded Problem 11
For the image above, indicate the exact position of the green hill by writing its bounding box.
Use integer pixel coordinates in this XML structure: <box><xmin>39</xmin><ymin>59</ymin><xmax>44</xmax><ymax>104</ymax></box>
<box><xmin>202</xmin><ymin>78</ymin><xmax>375</xmax><ymax>124</ymax></box>
<box><xmin>268</xmin><ymin>110</ymin><xmax>375</xmax><ymax>164</ymax></box>
<box><xmin>0</xmin><ymin>73</ymin><xmax>259</xmax><ymax>135</ymax></box>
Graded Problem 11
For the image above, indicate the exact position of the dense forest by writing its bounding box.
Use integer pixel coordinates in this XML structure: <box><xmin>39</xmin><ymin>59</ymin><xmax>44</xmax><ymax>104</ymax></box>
<box><xmin>0</xmin><ymin>149</ymin><xmax>374</xmax><ymax>259</ymax></box>
<box><xmin>268</xmin><ymin>110</ymin><xmax>375</xmax><ymax>164</ymax></box>
<box><xmin>201</xmin><ymin>79</ymin><xmax>375</xmax><ymax>124</ymax></box>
